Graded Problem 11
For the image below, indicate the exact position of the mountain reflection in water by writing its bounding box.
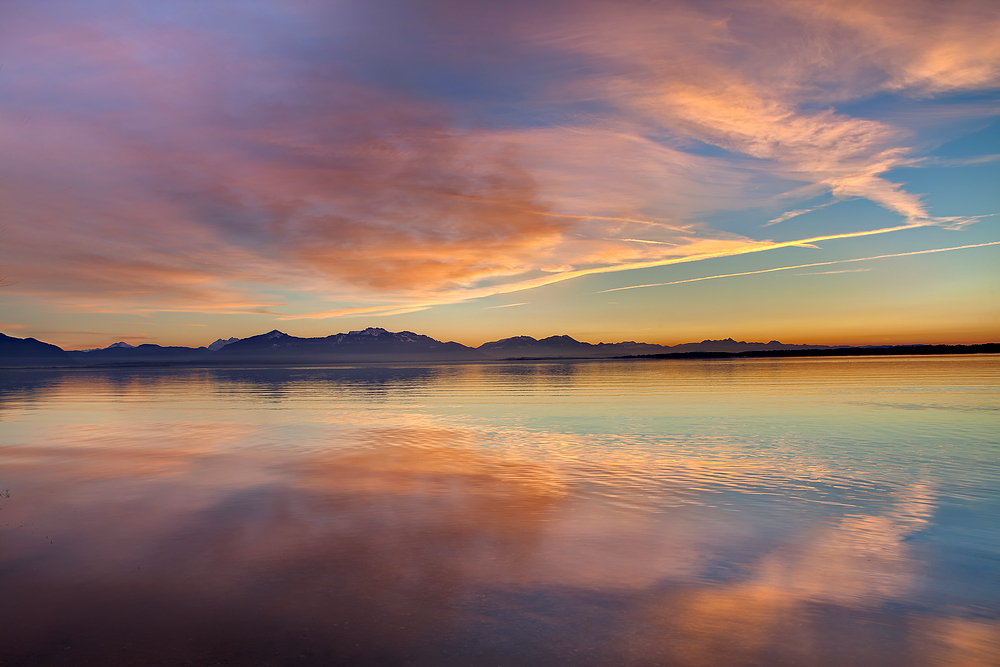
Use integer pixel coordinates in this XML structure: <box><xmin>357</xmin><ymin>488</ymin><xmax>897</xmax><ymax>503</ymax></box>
<box><xmin>1</xmin><ymin>357</ymin><xmax>998</xmax><ymax>666</ymax></box>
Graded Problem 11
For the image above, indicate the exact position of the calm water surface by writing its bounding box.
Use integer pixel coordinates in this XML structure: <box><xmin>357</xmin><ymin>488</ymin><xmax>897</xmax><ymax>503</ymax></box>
<box><xmin>1</xmin><ymin>356</ymin><xmax>998</xmax><ymax>666</ymax></box>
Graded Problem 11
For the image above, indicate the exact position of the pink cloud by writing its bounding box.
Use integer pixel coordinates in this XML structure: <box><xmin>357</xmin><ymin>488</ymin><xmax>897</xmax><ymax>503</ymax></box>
<box><xmin>0</xmin><ymin>0</ymin><xmax>996</xmax><ymax>318</ymax></box>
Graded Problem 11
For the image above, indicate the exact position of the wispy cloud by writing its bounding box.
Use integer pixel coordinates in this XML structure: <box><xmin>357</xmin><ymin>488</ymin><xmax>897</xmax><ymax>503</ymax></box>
<box><xmin>284</xmin><ymin>222</ymin><xmax>933</xmax><ymax>319</ymax></box>
<box><xmin>620</xmin><ymin>238</ymin><xmax>680</xmax><ymax>246</ymax></box>
<box><xmin>597</xmin><ymin>241</ymin><xmax>1000</xmax><ymax>293</ymax></box>
<box><xmin>920</xmin><ymin>155</ymin><xmax>1000</xmax><ymax>167</ymax></box>
<box><xmin>0</xmin><ymin>0</ymin><xmax>996</xmax><ymax>324</ymax></box>
<box><xmin>763</xmin><ymin>202</ymin><xmax>836</xmax><ymax>227</ymax></box>
<box><xmin>797</xmin><ymin>268</ymin><xmax>873</xmax><ymax>275</ymax></box>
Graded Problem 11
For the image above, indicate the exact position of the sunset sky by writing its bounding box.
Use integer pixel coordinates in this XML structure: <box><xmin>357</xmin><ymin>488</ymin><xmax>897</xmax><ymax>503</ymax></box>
<box><xmin>0</xmin><ymin>0</ymin><xmax>997</xmax><ymax>350</ymax></box>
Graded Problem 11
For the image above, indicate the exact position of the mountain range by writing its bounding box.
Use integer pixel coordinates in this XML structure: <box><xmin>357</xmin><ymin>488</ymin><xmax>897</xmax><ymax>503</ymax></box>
<box><xmin>0</xmin><ymin>327</ymin><xmax>839</xmax><ymax>367</ymax></box>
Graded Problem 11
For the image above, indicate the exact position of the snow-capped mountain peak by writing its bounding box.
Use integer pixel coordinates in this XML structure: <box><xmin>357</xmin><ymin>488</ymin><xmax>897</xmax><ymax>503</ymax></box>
<box><xmin>208</xmin><ymin>337</ymin><xmax>240</xmax><ymax>352</ymax></box>
<box><xmin>349</xmin><ymin>327</ymin><xmax>387</xmax><ymax>337</ymax></box>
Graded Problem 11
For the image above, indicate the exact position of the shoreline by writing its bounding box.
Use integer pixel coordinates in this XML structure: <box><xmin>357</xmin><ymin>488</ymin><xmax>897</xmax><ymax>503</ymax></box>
<box><xmin>1</xmin><ymin>343</ymin><xmax>998</xmax><ymax>370</ymax></box>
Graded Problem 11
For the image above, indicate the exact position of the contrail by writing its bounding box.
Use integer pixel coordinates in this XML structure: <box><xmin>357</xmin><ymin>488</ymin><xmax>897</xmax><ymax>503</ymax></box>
<box><xmin>598</xmin><ymin>241</ymin><xmax>1000</xmax><ymax>293</ymax></box>
<box><xmin>485</xmin><ymin>302</ymin><xmax>529</xmax><ymax>309</ymax></box>
<box><xmin>283</xmin><ymin>225</ymin><xmax>980</xmax><ymax>319</ymax></box>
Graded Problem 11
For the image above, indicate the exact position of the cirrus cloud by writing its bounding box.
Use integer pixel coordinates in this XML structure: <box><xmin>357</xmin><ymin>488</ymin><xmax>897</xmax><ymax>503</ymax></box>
<box><xmin>0</xmin><ymin>0</ymin><xmax>996</xmax><ymax>319</ymax></box>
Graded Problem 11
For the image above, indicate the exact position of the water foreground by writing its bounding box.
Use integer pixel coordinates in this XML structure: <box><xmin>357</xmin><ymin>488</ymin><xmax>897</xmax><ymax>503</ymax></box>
<box><xmin>1</xmin><ymin>356</ymin><xmax>998</xmax><ymax>666</ymax></box>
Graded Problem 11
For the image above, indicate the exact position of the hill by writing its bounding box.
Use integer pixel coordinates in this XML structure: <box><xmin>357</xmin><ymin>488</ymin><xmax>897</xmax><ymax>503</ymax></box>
<box><xmin>0</xmin><ymin>329</ymin><xmax>994</xmax><ymax>368</ymax></box>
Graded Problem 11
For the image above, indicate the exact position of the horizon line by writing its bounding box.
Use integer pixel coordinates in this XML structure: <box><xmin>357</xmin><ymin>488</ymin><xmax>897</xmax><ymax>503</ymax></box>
<box><xmin>3</xmin><ymin>328</ymin><xmax>997</xmax><ymax>354</ymax></box>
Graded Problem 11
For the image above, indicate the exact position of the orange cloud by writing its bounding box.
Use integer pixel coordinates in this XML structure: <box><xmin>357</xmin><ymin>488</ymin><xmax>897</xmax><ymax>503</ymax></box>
<box><xmin>0</xmin><ymin>0</ymin><xmax>995</xmax><ymax>320</ymax></box>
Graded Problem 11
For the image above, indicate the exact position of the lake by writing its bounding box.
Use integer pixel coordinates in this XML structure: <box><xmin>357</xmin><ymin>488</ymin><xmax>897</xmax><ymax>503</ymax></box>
<box><xmin>1</xmin><ymin>355</ymin><xmax>998</xmax><ymax>666</ymax></box>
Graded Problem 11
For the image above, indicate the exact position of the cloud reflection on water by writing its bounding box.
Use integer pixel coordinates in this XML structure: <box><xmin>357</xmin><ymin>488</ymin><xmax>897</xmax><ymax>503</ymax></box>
<box><xmin>1</xmin><ymin>424</ymin><xmax>996</xmax><ymax>665</ymax></box>
<box><xmin>1</xmin><ymin>360</ymin><xmax>998</xmax><ymax>665</ymax></box>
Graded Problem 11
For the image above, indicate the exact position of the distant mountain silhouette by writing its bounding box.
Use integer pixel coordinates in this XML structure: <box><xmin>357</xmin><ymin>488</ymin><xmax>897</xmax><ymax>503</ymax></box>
<box><xmin>0</xmin><ymin>328</ymin><xmax>992</xmax><ymax>368</ymax></box>
<box><xmin>210</xmin><ymin>328</ymin><xmax>479</xmax><ymax>363</ymax></box>
<box><xmin>666</xmin><ymin>338</ymin><xmax>832</xmax><ymax>353</ymax></box>
<box><xmin>68</xmin><ymin>343</ymin><xmax>210</xmax><ymax>364</ymax></box>
<box><xmin>0</xmin><ymin>332</ymin><xmax>75</xmax><ymax>367</ymax></box>
<box><xmin>478</xmin><ymin>334</ymin><xmax>670</xmax><ymax>358</ymax></box>
<box><xmin>631</xmin><ymin>343</ymin><xmax>1000</xmax><ymax>359</ymax></box>
<box><xmin>208</xmin><ymin>337</ymin><xmax>240</xmax><ymax>352</ymax></box>
<box><xmin>474</xmin><ymin>335</ymin><xmax>833</xmax><ymax>358</ymax></box>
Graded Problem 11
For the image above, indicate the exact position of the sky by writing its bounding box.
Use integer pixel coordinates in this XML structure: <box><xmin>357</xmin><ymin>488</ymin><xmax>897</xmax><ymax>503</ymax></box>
<box><xmin>0</xmin><ymin>0</ymin><xmax>998</xmax><ymax>350</ymax></box>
